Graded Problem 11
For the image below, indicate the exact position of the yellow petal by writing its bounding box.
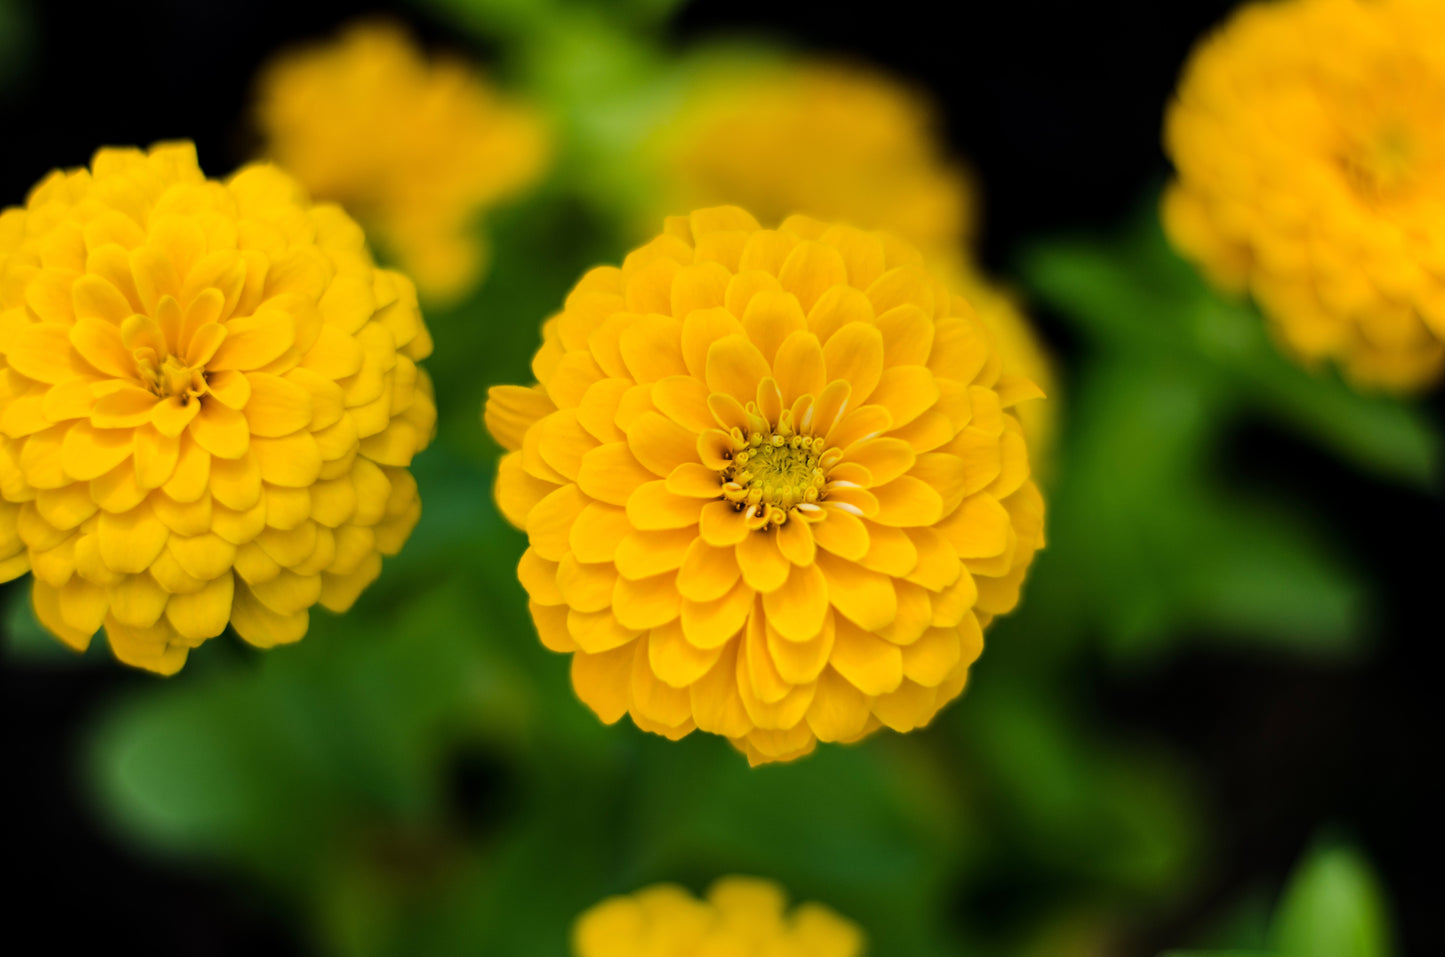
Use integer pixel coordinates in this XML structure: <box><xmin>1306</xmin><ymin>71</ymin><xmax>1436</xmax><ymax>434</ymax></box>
<box><xmin>875</xmin><ymin>304</ymin><xmax>934</xmax><ymax>367</ymax></box>
<box><xmin>189</xmin><ymin>399</ymin><xmax>250</xmax><ymax>459</ymax></box>
<box><xmin>525</xmin><ymin>483</ymin><xmax>587</xmax><ymax>562</ymax></box>
<box><xmin>816</xmin><ymin>552</ymin><xmax>897</xmax><ymax>631</ymax></box>
<box><xmin>807</xmin><ymin>284</ymin><xmax>874</xmax><ymax>343</ymax></box>
<box><xmin>822</xmin><ymin>322</ymin><xmax>885</xmax><ymax>404</ymax></box>
<box><xmin>699</xmin><ymin>500</ymin><xmax>749</xmax><ymax>547</ymax></box>
<box><xmin>869</xmin><ymin>365</ymin><xmax>940</xmax><ymax>429</ymax></box>
<box><xmin>613</xmin><ymin>527</ymin><xmax>695</xmax><ymax>579</ymax></box>
<box><xmin>761</xmin><ymin>560</ymin><xmax>828</xmax><ymax>641</ymax></box>
<box><xmin>567</xmin><ymin>502</ymin><xmax>631</xmax><ymax>564</ymax></box>
<box><xmin>231</xmin><ymin>580</ymin><xmax>309</xmax><ymax>647</ymax></box>
<box><xmin>688</xmin><ymin>643</ymin><xmax>752</xmax><ymax>737</ymax></box>
<box><xmin>665</xmin><ymin>462</ymin><xmax>723</xmax><ymax>498</ymax></box>
<box><xmin>771</xmin><ymin>330</ymin><xmax>826</xmax><ymax>408</ymax></box>
<box><xmin>679</xmin><ymin>576</ymin><xmax>753</xmax><ymax>649</ymax></box>
<box><xmin>134</xmin><ymin>424</ymin><xmax>181</xmax><ymax>489</ymax></box>
<box><xmin>804</xmin><ymin>666</ymin><xmax>871</xmax><ymax>742</ymax></box>
<box><xmin>570</xmin><ymin>644</ymin><xmax>635</xmax><ymax>723</ymax></box>
<box><xmin>613</xmin><ymin>572</ymin><xmax>681</xmax><ymax>630</ymax></box>
<box><xmin>556</xmin><ymin>554</ymin><xmax>617</xmax><ymax>613</ymax></box>
<box><xmin>648</xmin><ymin>618</ymin><xmax>723</xmax><ymax>688</ymax></box>
<box><xmin>252</xmin><ymin>432</ymin><xmax>322</xmax><ymax>487</ymax></box>
<box><xmin>625</xmin><ymin>480</ymin><xmax>702</xmax><ymax>531</ymax></box>
<box><xmin>484</xmin><ymin>384</ymin><xmax>555</xmax><ymax>452</ymax></box>
<box><xmin>768</xmin><ymin>612</ymin><xmax>834</xmax><ymax>685</ymax></box>
<box><xmin>164</xmin><ymin>570</ymin><xmax>235</xmax><ymax>641</ymax></box>
<box><xmin>871</xmin><ymin>475</ymin><xmax>945</xmax><ymax>526</ymax></box>
<box><xmin>618</xmin><ymin>314</ymin><xmax>687</xmax><ymax>383</ymax></box>
<box><xmin>777</xmin><ymin>240</ymin><xmax>848</xmax><ymax>313</ymax></box>
<box><xmin>628</xmin><ymin>411</ymin><xmax>698</xmax><ymax>478</ymax></box>
<box><xmin>677</xmin><ymin>538</ymin><xmax>741</xmax><ymax>602</ymax></box>
<box><xmin>900</xmin><ymin>626</ymin><xmax>963</xmax><ymax>687</ymax></box>
<box><xmin>651</xmin><ymin>374</ymin><xmax>714</xmax><ymax>433</ymax></box>
<box><xmin>736</xmin><ymin>529</ymin><xmax>790</xmax><ymax>593</ymax></box>
<box><xmin>243</xmin><ymin>372</ymin><xmax>312</xmax><ymax>437</ymax></box>
<box><xmin>812</xmin><ymin>507</ymin><xmax>870</xmax><ymax>560</ymax></box>
<box><xmin>937</xmin><ymin>493</ymin><xmax>1010</xmax><ymax>558</ymax></box>
<box><xmin>705</xmin><ymin>333</ymin><xmax>771</xmax><ymax>403</ymax></box>
<box><xmin>97</xmin><ymin>505</ymin><xmax>168</xmax><ymax>574</ymax></box>
<box><xmin>741</xmin><ymin>290</ymin><xmax>807</xmax><ymax>364</ymax></box>
<box><xmin>830</xmin><ymin>616</ymin><xmax>903</xmax><ymax>696</ymax></box>
<box><xmin>629</xmin><ymin>636</ymin><xmax>693</xmax><ymax>730</ymax></box>
<box><xmin>576</xmin><ymin>442</ymin><xmax>655</xmax><ymax>506</ymax></box>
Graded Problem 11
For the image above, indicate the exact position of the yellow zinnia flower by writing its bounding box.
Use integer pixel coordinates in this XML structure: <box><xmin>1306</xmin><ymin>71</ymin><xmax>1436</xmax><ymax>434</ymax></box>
<box><xmin>651</xmin><ymin>58</ymin><xmax>1058</xmax><ymax>468</ymax></box>
<box><xmin>1164</xmin><ymin>0</ymin><xmax>1445</xmax><ymax>390</ymax></box>
<box><xmin>573</xmin><ymin>876</ymin><xmax>864</xmax><ymax>957</ymax></box>
<box><xmin>652</xmin><ymin>60</ymin><xmax>973</xmax><ymax>260</ymax></box>
<box><xmin>485</xmin><ymin>208</ymin><xmax>1044</xmax><ymax>765</ymax></box>
<box><xmin>0</xmin><ymin>142</ymin><xmax>436</xmax><ymax>674</ymax></box>
<box><xmin>254</xmin><ymin>20</ymin><xmax>550</xmax><ymax>303</ymax></box>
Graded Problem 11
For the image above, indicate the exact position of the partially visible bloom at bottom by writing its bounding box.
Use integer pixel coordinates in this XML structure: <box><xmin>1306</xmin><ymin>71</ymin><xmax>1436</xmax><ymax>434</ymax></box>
<box><xmin>573</xmin><ymin>877</ymin><xmax>864</xmax><ymax>957</ymax></box>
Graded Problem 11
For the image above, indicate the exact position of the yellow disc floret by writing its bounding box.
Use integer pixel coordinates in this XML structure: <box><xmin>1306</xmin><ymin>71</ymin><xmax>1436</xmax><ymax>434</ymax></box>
<box><xmin>0</xmin><ymin>142</ymin><xmax>436</xmax><ymax>673</ymax></box>
<box><xmin>1163</xmin><ymin>0</ymin><xmax>1445</xmax><ymax>390</ymax></box>
<box><xmin>573</xmin><ymin>876</ymin><xmax>865</xmax><ymax>957</ymax></box>
<box><xmin>485</xmin><ymin>207</ymin><xmax>1045</xmax><ymax>765</ymax></box>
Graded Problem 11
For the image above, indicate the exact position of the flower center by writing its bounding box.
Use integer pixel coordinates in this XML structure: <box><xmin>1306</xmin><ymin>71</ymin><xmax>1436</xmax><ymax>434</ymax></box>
<box><xmin>722</xmin><ymin>416</ymin><xmax>828</xmax><ymax>527</ymax></box>
<box><xmin>135</xmin><ymin>349</ymin><xmax>205</xmax><ymax>403</ymax></box>
<box><xmin>1343</xmin><ymin>126</ymin><xmax>1417</xmax><ymax>198</ymax></box>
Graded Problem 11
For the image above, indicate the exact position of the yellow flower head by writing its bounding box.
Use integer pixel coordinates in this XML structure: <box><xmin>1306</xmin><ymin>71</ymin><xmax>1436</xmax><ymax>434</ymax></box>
<box><xmin>254</xmin><ymin>21</ymin><xmax>550</xmax><ymax>303</ymax></box>
<box><xmin>485</xmin><ymin>208</ymin><xmax>1044</xmax><ymax>765</ymax></box>
<box><xmin>653</xmin><ymin>60</ymin><xmax>974</xmax><ymax>255</ymax></box>
<box><xmin>652</xmin><ymin>58</ymin><xmax>1057</xmax><ymax>467</ymax></box>
<box><xmin>1164</xmin><ymin>0</ymin><xmax>1445</xmax><ymax>390</ymax></box>
<box><xmin>0</xmin><ymin>142</ymin><xmax>436</xmax><ymax>674</ymax></box>
<box><xmin>573</xmin><ymin>876</ymin><xmax>864</xmax><ymax>957</ymax></box>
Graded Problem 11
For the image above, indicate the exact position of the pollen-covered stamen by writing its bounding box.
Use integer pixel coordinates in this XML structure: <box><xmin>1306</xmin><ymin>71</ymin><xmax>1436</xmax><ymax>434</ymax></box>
<box><xmin>134</xmin><ymin>349</ymin><xmax>207</xmax><ymax>404</ymax></box>
<box><xmin>722</xmin><ymin>406</ymin><xmax>828</xmax><ymax>527</ymax></box>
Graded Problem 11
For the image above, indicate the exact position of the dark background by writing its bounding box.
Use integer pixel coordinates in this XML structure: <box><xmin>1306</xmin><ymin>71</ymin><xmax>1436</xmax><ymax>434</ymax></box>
<box><xmin>4</xmin><ymin>1</ymin><xmax>1441</xmax><ymax>954</ymax></box>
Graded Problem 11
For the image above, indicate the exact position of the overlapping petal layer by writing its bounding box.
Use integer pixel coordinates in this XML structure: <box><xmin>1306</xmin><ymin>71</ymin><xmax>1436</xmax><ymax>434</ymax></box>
<box><xmin>254</xmin><ymin>20</ymin><xmax>550</xmax><ymax>302</ymax></box>
<box><xmin>0</xmin><ymin>142</ymin><xmax>436</xmax><ymax>673</ymax></box>
<box><xmin>486</xmin><ymin>208</ymin><xmax>1044</xmax><ymax>764</ymax></box>
<box><xmin>573</xmin><ymin>876</ymin><xmax>864</xmax><ymax>957</ymax></box>
<box><xmin>1164</xmin><ymin>0</ymin><xmax>1445</xmax><ymax>390</ymax></box>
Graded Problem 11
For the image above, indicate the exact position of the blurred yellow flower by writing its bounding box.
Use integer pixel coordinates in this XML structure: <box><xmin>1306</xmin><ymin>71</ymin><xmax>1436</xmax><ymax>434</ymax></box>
<box><xmin>573</xmin><ymin>876</ymin><xmax>864</xmax><ymax>957</ymax></box>
<box><xmin>652</xmin><ymin>58</ymin><xmax>1058</xmax><ymax>466</ymax></box>
<box><xmin>1164</xmin><ymin>0</ymin><xmax>1445</xmax><ymax>390</ymax></box>
<box><xmin>254</xmin><ymin>21</ymin><xmax>549</xmax><ymax>304</ymax></box>
<box><xmin>0</xmin><ymin>142</ymin><xmax>436</xmax><ymax>673</ymax></box>
<box><xmin>653</xmin><ymin>60</ymin><xmax>974</xmax><ymax>257</ymax></box>
<box><xmin>485</xmin><ymin>208</ymin><xmax>1044</xmax><ymax>765</ymax></box>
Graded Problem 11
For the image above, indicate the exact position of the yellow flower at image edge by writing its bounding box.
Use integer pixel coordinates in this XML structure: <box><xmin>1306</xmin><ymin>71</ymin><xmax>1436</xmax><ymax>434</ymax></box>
<box><xmin>574</xmin><ymin>877</ymin><xmax>864</xmax><ymax>957</ymax></box>
<box><xmin>1164</xmin><ymin>0</ymin><xmax>1445</xmax><ymax>390</ymax></box>
<box><xmin>0</xmin><ymin>142</ymin><xmax>436</xmax><ymax>673</ymax></box>
<box><xmin>486</xmin><ymin>207</ymin><xmax>1044</xmax><ymax>765</ymax></box>
<box><xmin>254</xmin><ymin>21</ymin><xmax>550</xmax><ymax>303</ymax></box>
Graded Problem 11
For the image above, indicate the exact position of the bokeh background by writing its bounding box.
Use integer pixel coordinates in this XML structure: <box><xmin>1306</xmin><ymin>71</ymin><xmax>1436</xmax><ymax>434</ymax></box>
<box><xmin>3</xmin><ymin>0</ymin><xmax>1441</xmax><ymax>954</ymax></box>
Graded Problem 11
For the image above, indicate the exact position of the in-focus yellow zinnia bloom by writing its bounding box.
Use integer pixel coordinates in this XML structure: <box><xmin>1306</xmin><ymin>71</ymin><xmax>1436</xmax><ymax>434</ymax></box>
<box><xmin>485</xmin><ymin>208</ymin><xmax>1044</xmax><ymax>765</ymax></box>
<box><xmin>0</xmin><ymin>142</ymin><xmax>436</xmax><ymax>674</ymax></box>
<box><xmin>1164</xmin><ymin>0</ymin><xmax>1445</xmax><ymax>390</ymax></box>
<box><xmin>573</xmin><ymin>876</ymin><xmax>864</xmax><ymax>957</ymax></box>
<box><xmin>652</xmin><ymin>58</ymin><xmax>1058</xmax><ymax>466</ymax></box>
<box><xmin>254</xmin><ymin>21</ymin><xmax>549</xmax><ymax>304</ymax></box>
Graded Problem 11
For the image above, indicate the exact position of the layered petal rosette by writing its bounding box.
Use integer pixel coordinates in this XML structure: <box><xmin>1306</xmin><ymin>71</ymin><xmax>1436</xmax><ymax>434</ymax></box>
<box><xmin>573</xmin><ymin>876</ymin><xmax>864</xmax><ymax>957</ymax></box>
<box><xmin>0</xmin><ymin>142</ymin><xmax>436</xmax><ymax>673</ymax></box>
<box><xmin>486</xmin><ymin>208</ymin><xmax>1044</xmax><ymax>765</ymax></box>
<box><xmin>1164</xmin><ymin>0</ymin><xmax>1445</xmax><ymax>390</ymax></box>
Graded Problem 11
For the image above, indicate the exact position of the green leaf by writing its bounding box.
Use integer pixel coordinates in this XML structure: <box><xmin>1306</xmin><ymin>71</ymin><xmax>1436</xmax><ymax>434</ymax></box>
<box><xmin>1270</xmin><ymin>842</ymin><xmax>1395</xmax><ymax>957</ymax></box>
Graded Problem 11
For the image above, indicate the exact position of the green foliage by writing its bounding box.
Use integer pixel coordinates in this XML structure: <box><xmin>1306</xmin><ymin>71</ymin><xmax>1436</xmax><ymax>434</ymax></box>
<box><xmin>1162</xmin><ymin>838</ymin><xmax>1394</xmax><ymax>957</ymax></box>
<box><xmin>1018</xmin><ymin>203</ymin><xmax>1439</xmax><ymax>663</ymax></box>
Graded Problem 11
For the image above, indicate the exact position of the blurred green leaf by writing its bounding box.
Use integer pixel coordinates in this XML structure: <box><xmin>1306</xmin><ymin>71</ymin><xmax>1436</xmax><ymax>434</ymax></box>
<box><xmin>1270</xmin><ymin>842</ymin><xmax>1394</xmax><ymax>957</ymax></box>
